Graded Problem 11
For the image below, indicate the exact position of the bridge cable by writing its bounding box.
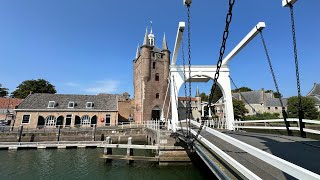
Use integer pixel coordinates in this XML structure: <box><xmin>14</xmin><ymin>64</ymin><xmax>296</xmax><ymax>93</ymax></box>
<box><xmin>258</xmin><ymin>30</ymin><xmax>293</xmax><ymax>136</ymax></box>
<box><xmin>230</xmin><ymin>76</ymin><xmax>292</xmax><ymax>136</ymax></box>
<box><xmin>191</xmin><ymin>0</ymin><xmax>236</xmax><ymax>145</ymax></box>
<box><xmin>186</xmin><ymin>4</ymin><xmax>193</xmax><ymax>139</ymax></box>
<box><xmin>181</xmin><ymin>30</ymin><xmax>188</xmax><ymax>137</ymax></box>
<box><xmin>229</xmin><ymin>76</ymin><xmax>260</xmax><ymax>115</ymax></box>
<box><xmin>286</xmin><ymin>2</ymin><xmax>306</xmax><ymax>138</ymax></box>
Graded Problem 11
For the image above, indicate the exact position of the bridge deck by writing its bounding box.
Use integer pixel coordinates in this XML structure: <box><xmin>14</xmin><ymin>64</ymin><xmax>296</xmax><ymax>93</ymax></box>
<box><xmin>196</xmin><ymin>129</ymin><xmax>320</xmax><ymax>179</ymax></box>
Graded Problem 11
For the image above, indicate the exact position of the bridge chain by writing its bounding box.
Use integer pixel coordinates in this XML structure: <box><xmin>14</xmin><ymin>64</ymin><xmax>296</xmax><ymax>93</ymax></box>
<box><xmin>287</xmin><ymin>3</ymin><xmax>306</xmax><ymax>138</ymax></box>
<box><xmin>180</xmin><ymin>28</ymin><xmax>188</xmax><ymax>137</ymax></box>
<box><xmin>186</xmin><ymin>4</ymin><xmax>193</xmax><ymax>138</ymax></box>
<box><xmin>259</xmin><ymin>30</ymin><xmax>293</xmax><ymax>136</ymax></box>
<box><xmin>191</xmin><ymin>0</ymin><xmax>236</xmax><ymax>145</ymax></box>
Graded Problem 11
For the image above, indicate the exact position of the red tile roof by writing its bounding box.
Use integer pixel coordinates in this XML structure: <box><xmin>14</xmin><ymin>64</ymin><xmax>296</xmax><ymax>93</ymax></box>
<box><xmin>0</xmin><ymin>98</ymin><xmax>23</xmax><ymax>109</ymax></box>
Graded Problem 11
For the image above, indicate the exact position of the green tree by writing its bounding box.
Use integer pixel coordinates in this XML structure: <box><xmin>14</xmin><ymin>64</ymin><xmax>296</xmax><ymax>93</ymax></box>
<box><xmin>200</xmin><ymin>92</ymin><xmax>208</xmax><ymax>102</ymax></box>
<box><xmin>11</xmin><ymin>79</ymin><xmax>57</xmax><ymax>99</ymax></box>
<box><xmin>0</xmin><ymin>84</ymin><xmax>9</xmax><ymax>97</ymax></box>
<box><xmin>265</xmin><ymin>90</ymin><xmax>282</xmax><ymax>98</ymax></box>
<box><xmin>287</xmin><ymin>96</ymin><xmax>319</xmax><ymax>119</ymax></box>
<box><xmin>233</xmin><ymin>99</ymin><xmax>248</xmax><ymax>120</ymax></box>
<box><xmin>232</xmin><ymin>87</ymin><xmax>252</xmax><ymax>93</ymax></box>
<box><xmin>209</xmin><ymin>86</ymin><xmax>223</xmax><ymax>103</ymax></box>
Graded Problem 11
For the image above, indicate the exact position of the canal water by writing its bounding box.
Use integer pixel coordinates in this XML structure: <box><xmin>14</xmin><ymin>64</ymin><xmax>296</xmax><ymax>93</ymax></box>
<box><xmin>0</xmin><ymin>148</ymin><xmax>212</xmax><ymax>180</ymax></box>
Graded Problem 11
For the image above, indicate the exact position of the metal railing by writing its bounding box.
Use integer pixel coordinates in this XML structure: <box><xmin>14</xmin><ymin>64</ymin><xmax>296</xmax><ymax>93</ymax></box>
<box><xmin>234</xmin><ymin>118</ymin><xmax>320</xmax><ymax>135</ymax></box>
<box><xmin>189</xmin><ymin>120</ymin><xmax>320</xmax><ymax>180</ymax></box>
<box><xmin>0</xmin><ymin>120</ymin><xmax>169</xmax><ymax>134</ymax></box>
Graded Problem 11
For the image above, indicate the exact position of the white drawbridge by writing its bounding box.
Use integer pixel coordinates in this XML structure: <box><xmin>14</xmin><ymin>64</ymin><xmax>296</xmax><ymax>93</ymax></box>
<box><xmin>170</xmin><ymin>21</ymin><xmax>266</xmax><ymax>132</ymax></box>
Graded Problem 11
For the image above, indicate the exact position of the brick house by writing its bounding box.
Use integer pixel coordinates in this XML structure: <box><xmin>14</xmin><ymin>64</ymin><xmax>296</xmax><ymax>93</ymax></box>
<box><xmin>232</xmin><ymin>90</ymin><xmax>287</xmax><ymax>116</ymax></box>
<box><xmin>0</xmin><ymin>98</ymin><xmax>23</xmax><ymax>123</ymax></box>
<box><xmin>13</xmin><ymin>93</ymin><xmax>118</xmax><ymax>128</ymax></box>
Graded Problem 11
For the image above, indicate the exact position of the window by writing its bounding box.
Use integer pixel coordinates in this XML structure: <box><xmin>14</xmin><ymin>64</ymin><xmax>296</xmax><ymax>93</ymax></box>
<box><xmin>48</xmin><ymin>101</ymin><xmax>55</xmax><ymax>108</ymax></box>
<box><xmin>65</xmin><ymin>114</ymin><xmax>72</xmax><ymax>126</ymax></box>
<box><xmin>46</xmin><ymin>115</ymin><xmax>56</xmax><ymax>126</ymax></box>
<box><xmin>153</xmin><ymin>62</ymin><xmax>156</xmax><ymax>69</ymax></box>
<box><xmin>86</xmin><ymin>102</ymin><xmax>93</xmax><ymax>108</ymax></box>
<box><xmin>156</xmin><ymin>93</ymin><xmax>160</xmax><ymax>99</ymax></box>
<box><xmin>105</xmin><ymin>114</ymin><xmax>111</xmax><ymax>126</ymax></box>
<box><xmin>268</xmin><ymin>107</ymin><xmax>271</xmax><ymax>110</ymax></box>
<box><xmin>275</xmin><ymin>107</ymin><xmax>278</xmax><ymax>110</ymax></box>
<box><xmin>22</xmin><ymin>115</ymin><xmax>30</xmax><ymax>124</ymax></box>
<box><xmin>68</xmin><ymin>102</ymin><xmax>75</xmax><ymax>108</ymax></box>
<box><xmin>155</xmin><ymin>73</ymin><xmax>159</xmax><ymax>81</ymax></box>
<box><xmin>81</xmin><ymin>115</ymin><xmax>91</xmax><ymax>125</ymax></box>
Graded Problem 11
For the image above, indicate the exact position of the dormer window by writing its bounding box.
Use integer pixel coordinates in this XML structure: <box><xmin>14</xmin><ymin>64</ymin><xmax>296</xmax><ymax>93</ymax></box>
<box><xmin>86</xmin><ymin>102</ymin><xmax>93</xmax><ymax>108</ymax></box>
<box><xmin>68</xmin><ymin>102</ymin><xmax>75</xmax><ymax>108</ymax></box>
<box><xmin>48</xmin><ymin>101</ymin><xmax>55</xmax><ymax>108</ymax></box>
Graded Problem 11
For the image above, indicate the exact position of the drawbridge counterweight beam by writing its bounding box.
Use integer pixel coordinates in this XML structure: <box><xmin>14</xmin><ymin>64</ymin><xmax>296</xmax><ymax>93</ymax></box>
<box><xmin>222</xmin><ymin>22</ymin><xmax>266</xmax><ymax>65</ymax></box>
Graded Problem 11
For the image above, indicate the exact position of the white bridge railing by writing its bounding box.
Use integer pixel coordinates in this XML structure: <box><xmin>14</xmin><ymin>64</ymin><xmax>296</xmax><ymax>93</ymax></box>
<box><xmin>188</xmin><ymin>120</ymin><xmax>320</xmax><ymax>180</ymax></box>
<box><xmin>234</xmin><ymin>118</ymin><xmax>320</xmax><ymax>135</ymax></box>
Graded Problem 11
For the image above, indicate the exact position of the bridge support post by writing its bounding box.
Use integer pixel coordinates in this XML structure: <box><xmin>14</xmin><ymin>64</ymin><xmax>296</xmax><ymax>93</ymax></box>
<box><xmin>92</xmin><ymin>125</ymin><xmax>96</xmax><ymax>141</ymax></box>
<box><xmin>104</xmin><ymin>136</ymin><xmax>112</xmax><ymax>163</ymax></box>
<box><xmin>57</xmin><ymin>125</ymin><xmax>61</xmax><ymax>142</ymax></box>
<box><xmin>17</xmin><ymin>125</ymin><xmax>23</xmax><ymax>142</ymax></box>
<box><xmin>127</xmin><ymin>137</ymin><xmax>134</xmax><ymax>164</ymax></box>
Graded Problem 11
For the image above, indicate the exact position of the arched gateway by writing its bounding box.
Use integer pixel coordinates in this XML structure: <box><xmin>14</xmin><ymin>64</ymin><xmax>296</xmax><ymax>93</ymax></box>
<box><xmin>169</xmin><ymin>21</ymin><xmax>265</xmax><ymax>132</ymax></box>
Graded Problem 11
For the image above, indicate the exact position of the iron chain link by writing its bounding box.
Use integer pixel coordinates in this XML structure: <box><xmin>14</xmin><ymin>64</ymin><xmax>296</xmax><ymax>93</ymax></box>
<box><xmin>192</xmin><ymin>0</ymin><xmax>236</xmax><ymax>144</ymax></box>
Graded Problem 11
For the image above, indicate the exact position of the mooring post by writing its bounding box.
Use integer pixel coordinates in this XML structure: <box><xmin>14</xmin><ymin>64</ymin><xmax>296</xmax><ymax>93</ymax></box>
<box><xmin>57</xmin><ymin>125</ymin><xmax>61</xmax><ymax>142</ymax></box>
<box><xmin>17</xmin><ymin>125</ymin><xmax>23</xmax><ymax>142</ymax></box>
<box><xmin>127</xmin><ymin>137</ymin><xmax>133</xmax><ymax>164</ymax></box>
<box><xmin>92</xmin><ymin>124</ymin><xmax>96</xmax><ymax>141</ymax></box>
<box><xmin>104</xmin><ymin>136</ymin><xmax>112</xmax><ymax>163</ymax></box>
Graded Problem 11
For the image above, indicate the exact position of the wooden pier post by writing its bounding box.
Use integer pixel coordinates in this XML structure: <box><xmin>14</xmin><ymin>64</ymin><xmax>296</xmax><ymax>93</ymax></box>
<box><xmin>92</xmin><ymin>125</ymin><xmax>96</xmax><ymax>141</ymax></box>
<box><xmin>104</xmin><ymin>136</ymin><xmax>112</xmax><ymax>163</ymax></box>
<box><xmin>17</xmin><ymin>125</ymin><xmax>23</xmax><ymax>142</ymax></box>
<box><xmin>57</xmin><ymin>125</ymin><xmax>61</xmax><ymax>142</ymax></box>
<box><xmin>127</xmin><ymin>137</ymin><xmax>133</xmax><ymax>164</ymax></box>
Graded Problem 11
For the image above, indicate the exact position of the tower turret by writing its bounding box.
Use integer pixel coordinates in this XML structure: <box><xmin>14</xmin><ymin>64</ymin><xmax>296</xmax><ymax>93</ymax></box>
<box><xmin>141</xmin><ymin>27</ymin><xmax>151</xmax><ymax>79</ymax></box>
<box><xmin>162</xmin><ymin>33</ymin><xmax>170</xmax><ymax>81</ymax></box>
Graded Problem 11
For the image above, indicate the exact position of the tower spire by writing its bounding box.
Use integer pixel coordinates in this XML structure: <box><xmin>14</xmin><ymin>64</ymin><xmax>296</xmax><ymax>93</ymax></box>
<box><xmin>143</xmin><ymin>27</ymin><xmax>149</xmax><ymax>46</ymax></box>
<box><xmin>162</xmin><ymin>33</ymin><xmax>168</xmax><ymax>50</ymax></box>
<box><xmin>150</xmin><ymin>21</ymin><xmax>153</xmax><ymax>34</ymax></box>
<box><xmin>196</xmin><ymin>86</ymin><xmax>200</xmax><ymax>97</ymax></box>
<box><xmin>135</xmin><ymin>44</ymin><xmax>140</xmax><ymax>59</ymax></box>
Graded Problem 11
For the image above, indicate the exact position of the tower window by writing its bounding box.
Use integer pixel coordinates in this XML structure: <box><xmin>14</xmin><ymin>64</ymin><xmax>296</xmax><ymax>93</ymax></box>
<box><xmin>155</xmin><ymin>73</ymin><xmax>159</xmax><ymax>81</ymax></box>
<box><xmin>153</xmin><ymin>62</ymin><xmax>156</xmax><ymax>69</ymax></box>
<box><xmin>156</xmin><ymin>93</ymin><xmax>160</xmax><ymax>99</ymax></box>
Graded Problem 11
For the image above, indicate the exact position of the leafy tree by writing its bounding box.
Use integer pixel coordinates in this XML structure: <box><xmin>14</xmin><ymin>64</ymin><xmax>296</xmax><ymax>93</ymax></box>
<box><xmin>201</xmin><ymin>85</ymin><xmax>223</xmax><ymax>103</ymax></box>
<box><xmin>233</xmin><ymin>99</ymin><xmax>248</xmax><ymax>120</ymax></box>
<box><xmin>232</xmin><ymin>87</ymin><xmax>252</xmax><ymax>93</ymax></box>
<box><xmin>11</xmin><ymin>79</ymin><xmax>57</xmax><ymax>99</ymax></box>
<box><xmin>273</xmin><ymin>92</ymin><xmax>282</xmax><ymax>98</ymax></box>
<box><xmin>265</xmin><ymin>90</ymin><xmax>282</xmax><ymax>98</ymax></box>
<box><xmin>287</xmin><ymin>96</ymin><xmax>319</xmax><ymax>119</ymax></box>
<box><xmin>0</xmin><ymin>84</ymin><xmax>9</xmax><ymax>97</ymax></box>
<box><xmin>200</xmin><ymin>93</ymin><xmax>208</xmax><ymax>102</ymax></box>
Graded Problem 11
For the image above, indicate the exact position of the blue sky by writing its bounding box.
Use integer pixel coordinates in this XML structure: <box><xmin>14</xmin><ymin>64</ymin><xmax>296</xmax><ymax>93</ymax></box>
<box><xmin>0</xmin><ymin>0</ymin><xmax>319</xmax><ymax>98</ymax></box>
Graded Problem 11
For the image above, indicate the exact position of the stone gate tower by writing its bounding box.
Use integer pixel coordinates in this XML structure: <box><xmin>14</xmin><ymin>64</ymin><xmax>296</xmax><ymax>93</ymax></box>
<box><xmin>133</xmin><ymin>28</ymin><xmax>170</xmax><ymax>123</ymax></box>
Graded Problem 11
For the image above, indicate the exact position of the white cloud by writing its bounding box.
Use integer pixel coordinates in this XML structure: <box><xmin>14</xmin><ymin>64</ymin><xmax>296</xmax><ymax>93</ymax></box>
<box><xmin>84</xmin><ymin>80</ymin><xmax>120</xmax><ymax>94</ymax></box>
<box><xmin>65</xmin><ymin>82</ymin><xmax>80</xmax><ymax>87</ymax></box>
